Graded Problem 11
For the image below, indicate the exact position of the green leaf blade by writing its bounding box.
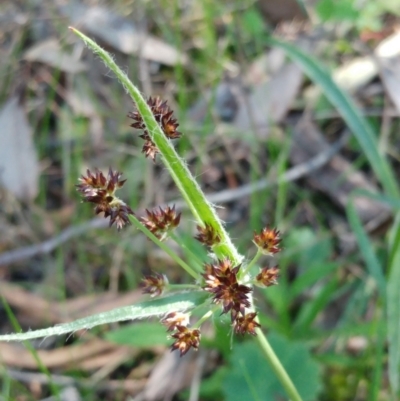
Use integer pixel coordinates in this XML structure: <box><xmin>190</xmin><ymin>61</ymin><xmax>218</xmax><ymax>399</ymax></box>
<box><xmin>0</xmin><ymin>291</ymin><xmax>208</xmax><ymax>342</ymax></box>
<box><xmin>268</xmin><ymin>37</ymin><xmax>399</xmax><ymax>199</ymax></box>
<box><xmin>387</xmin><ymin>222</ymin><xmax>400</xmax><ymax>394</ymax></box>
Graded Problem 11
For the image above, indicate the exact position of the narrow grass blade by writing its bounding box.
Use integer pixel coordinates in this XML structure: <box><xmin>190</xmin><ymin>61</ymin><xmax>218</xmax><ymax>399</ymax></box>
<box><xmin>387</xmin><ymin>220</ymin><xmax>400</xmax><ymax>394</ymax></box>
<box><xmin>0</xmin><ymin>291</ymin><xmax>207</xmax><ymax>342</ymax></box>
<box><xmin>368</xmin><ymin>321</ymin><xmax>385</xmax><ymax>401</ymax></box>
<box><xmin>346</xmin><ymin>200</ymin><xmax>386</xmax><ymax>297</ymax></box>
<box><xmin>268</xmin><ymin>37</ymin><xmax>399</xmax><ymax>199</ymax></box>
<box><xmin>352</xmin><ymin>189</ymin><xmax>400</xmax><ymax>210</ymax></box>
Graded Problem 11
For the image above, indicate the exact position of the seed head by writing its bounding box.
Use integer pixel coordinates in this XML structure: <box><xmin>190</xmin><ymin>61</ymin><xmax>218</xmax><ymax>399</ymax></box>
<box><xmin>195</xmin><ymin>223</ymin><xmax>221</xmax><ymax>247</ymax></box>
<box><xmin>170</xmin><ymin>326</ymin><xmax>201</xmax><ymax>356</ymax></box>
<box><xmin>253</xmin><ymin>227</ymin><xmax>281</xmax><ymax>255</ymax></box>
<box><xmin>139</xmin><ymin>205</ymin><xmax>181</xmax><ymax>241</ymax></box>
<box><xmin>202</xmin><ymin>259</ymin><xmax>251</xmax><ymax>321</ymax></box>
<box><xmin>141</xmin><ymin>138</ymin><xmax>159</xmax><ymax>161</ymax></box>
<box><xmin>76</xmin><ymin>168</ymin><xmax>133</xmax><ymax>229</ymax></box>
<box><xmin>255</xmin><ymin>266</ymin><xmax>279</xmax><ymax>287</ymax></box>
<box><xmin>141</xmin><ymin>272</ymin><xmax>168</xmax><ymax>297</ymax></box>
<box><xmin>128</xmin><ymin>97</ymin><xmax>181</xmax><ymax>161</ymax></box>
<box><xmin>233</xmin><ymin>312</ymin><xmax>261</xmax><ymax>336</ymax></box>
<box><xmin>161</xmin><ymin>312</ymin><xmax>190</xmax><ymax>332</ymax></box>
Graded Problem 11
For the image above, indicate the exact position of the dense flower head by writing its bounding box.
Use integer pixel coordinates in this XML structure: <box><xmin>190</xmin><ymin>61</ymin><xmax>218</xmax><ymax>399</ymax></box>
<box><xmin>141</xmin><ymin>272</ymin><xmax>168</xmax><ymax>297</ymax></box>
<box><xmin>170</xmin><ymin>326</ymin><xmax>201</xmax><ymax>356</ymax></box>
<box><xmin>256</xmin><ymin>266</ymin><xmax>279</xmax><ymax>287</ymax></box>
<box><xmin>139</xmin><ymin>205</ymin><xmax>181</xmax><ymax>240</ymax></box>
<box><xmin>76</xmin><ymin>168</ymin><xmax>133</xmax><ymax>229</ymax></box>
<box><xmin>195</xmin><ymin>223</ymin><xmax>221</xmax><ymax>247</ymax></box>
<box><xmin>233</xmin><ymin>312</ymin><xmax>261</xmax><ymax>336</ymax></box>
<box><xmin>128</xmin><ymin>97</ymin><xmax>181</xmax><ymax>161</ymax></box>
<box><xmin>253</xmin><ymin>227</ymin><xmax>281</xmax><ymax>255</ymax></box>
<box><xmin>202</xmin><ymin>259</ymin><xmax>251</xmax><ymax>321</ymax></box>
<box><xmin>161</xmin><ymin>312</ymin><xmax>190</xmax><ymax>332</ymax></box>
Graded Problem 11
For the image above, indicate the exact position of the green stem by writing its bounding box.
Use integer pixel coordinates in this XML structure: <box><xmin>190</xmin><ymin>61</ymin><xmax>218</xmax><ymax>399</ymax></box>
<box><xmin>169</xmin><ymin>232</ymin><xmax>204</xmax><ymax>272</ymax></box>
<box><xmin>129</xmin><ymin>215</ymin><xmax>198</xmax><ymax>279</ymax></box>
<box><xmin>69</xmin><ymin>27</ymin><xmax>302</xmax><ymax>401</ymax></box>
<box><xmin>69</xmin><ymin>27</ymin><xmax>243</xmax><ymax>266</ymax></box>
<box><xmin>240</xmin><ymin>249</ymin><xmax>262</xmax><ymax>279</ymax></box>
<box><xmin>255</xmin><ymin>327</ymin><xmax>303</xmax><ymax>401</ymax></box>
<box><xmin>193</xmin><ymin>304</ymin><xmax>220</xmax><ymax>328</ymax></box>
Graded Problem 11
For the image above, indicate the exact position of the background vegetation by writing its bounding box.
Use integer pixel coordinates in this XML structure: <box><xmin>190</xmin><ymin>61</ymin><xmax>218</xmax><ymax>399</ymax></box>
<box><xmin>1</xmin><ymin>0</ymin><xmax>400</xmax><ymax>400</ymax></box>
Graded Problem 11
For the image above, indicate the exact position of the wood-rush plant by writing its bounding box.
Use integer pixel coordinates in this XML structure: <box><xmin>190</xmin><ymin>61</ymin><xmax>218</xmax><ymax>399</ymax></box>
<box><xmin>0</xmin><ymin>28</ymin><xmax>303</xmax><ymax>401</ymax></box>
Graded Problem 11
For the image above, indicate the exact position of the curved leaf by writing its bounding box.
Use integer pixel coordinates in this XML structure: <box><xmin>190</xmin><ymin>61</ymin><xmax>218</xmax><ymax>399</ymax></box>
<box><xmin>268</xmin><ymin>37</ymin><xmax>399</xmax><ymax>199</ymax></box>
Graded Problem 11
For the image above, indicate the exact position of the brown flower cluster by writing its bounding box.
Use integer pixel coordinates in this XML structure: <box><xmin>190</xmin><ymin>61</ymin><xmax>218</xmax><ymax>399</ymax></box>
<box><xmin>252</xmin><ymin>227</ymin><xmax>281</xmax><ymax>288</ymax></box>
<box><xmin>76</xmin><ymin>168</ymin><xmax>133</xmax><ymax>229</ymax></box>
<box><xmin>141</xmin><ymin>272</ymin><xmax>168</xmax><ymax>297</ymax></box>
<box><xmin>75</xmin><ymin>93</ymin><xmax>285</xmax><ymax>357</ymax></box>
<box><xmin>256</xmin><ymin>266</ymin><xmax>279</xmax><ymax>287</ymax></box>
<box><xmin>161</xmin><ymin>312</ymin><xmax>190</xmax><ymax>331</ymax></box>
<box><xmin>253</xmin><ymin>227</ymin><xmax>281</xmax><ymax>255</ymax></box>
<box><xmin>195</xmin><ymin>223</ymin><xmax>221</xmax><ymax>247</ymax></box>
<box><xmin>202</xmin><ymin>259</ymin><xmax>259</xmax><ymax>333</ymax></box>
<box><xmin>128</xmin><ymin>97</ymin><xmax>181</xmax><ymax>161</ymax></box>
<box><xmin>233</xmin><ymin>312</ymin><xmax>260</xmax><ymax>336</ymax></box>
<box><xmin>139</xmin><ymin>205</ymin><xmax>181</xmax><ymax>240</ymax></box>
<box><xmin>171</xmin><ymin>326</ymin><xmax>201</xmax><ymax>356</ymax></box>
<box><xmin>161</xmin><ymin>312</ymin><xmax>199</xmax><ymax>356</ymax></box>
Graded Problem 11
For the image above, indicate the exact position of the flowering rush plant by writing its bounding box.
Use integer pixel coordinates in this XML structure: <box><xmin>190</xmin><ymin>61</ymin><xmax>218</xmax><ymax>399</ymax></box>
<box><xmin>0</xmin><ymin>28</ymin><xmax>303</xmax><ymax>401</ymax></box>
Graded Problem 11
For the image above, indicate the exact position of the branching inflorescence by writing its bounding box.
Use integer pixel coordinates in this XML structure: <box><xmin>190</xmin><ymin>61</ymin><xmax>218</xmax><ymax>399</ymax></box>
<box><xmin>76</xmin><ymin>96</ymin><xmax>282</xmax><ymax>356</ymax></box>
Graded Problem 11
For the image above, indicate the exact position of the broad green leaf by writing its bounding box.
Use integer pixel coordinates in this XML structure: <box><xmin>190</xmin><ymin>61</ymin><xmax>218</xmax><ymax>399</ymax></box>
<box><xmin>197</xmin><ymin>367</ymin><xmax>227</xmax><ymax>401</ymax></box>
<box><xmin>316</xmin><ymin>0</ymin><xmax>358</xmax><ymax>21</ymax></box>
<box><xmin>223</xmin><ymin>333</ymin><xmax>322</xmax><ymax>401</ymax></box>
<box><xmin>268</xmin><ymin>37</ymin><xmax>399</xmax><ymax>199</ymax></box>
<box><xmin>105</xmin><ymin>322</ymin><xmax>170</xmax><ymax>347</ymax></box>
<box><xmin>0</xmin><ymin>291</ymin><xmax>207</xmax><ymax>342</ymax></box>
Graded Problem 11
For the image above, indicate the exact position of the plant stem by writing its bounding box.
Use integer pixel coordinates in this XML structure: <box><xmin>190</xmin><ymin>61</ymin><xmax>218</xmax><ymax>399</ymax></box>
<box><xmin>128</xmin><ymin>215</ymin><xmax>198</xmax><ymax>279</ymax></box>
<box><xmin>240</xmin><ymin>249</ymin><xmax>262</xmax><ymax>279</ymax></box>
<box><xmin>169</xmin><ymin>232</ymin><xmax>204</xmax><ymax>272</ymax></box>
<box><xmin>255</xmin><ymin>327</ymin><xmax>303</xmax><ymax>401</ymax></box>
<box><xmin>193</xmin><ymin>304</ymin><xmax>220</xmax><ymax>328</ymax></box>
<box><xmin>69</xmin><ymin>28</ymin><xmax>302</xmax><ymax>401</ymax></box>
<box><xmin>69</xmin><ymin>27</ymin><xmax>243</xmax><ymax>266</ymax></box>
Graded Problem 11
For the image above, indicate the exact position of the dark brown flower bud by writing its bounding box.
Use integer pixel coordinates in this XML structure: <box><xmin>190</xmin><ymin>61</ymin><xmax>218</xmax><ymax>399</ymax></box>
<box><xmin>161</xmin><ymin>312</ymin><xmax>190</xmax><ymax>331</ymax></box>
<box><xmin>253</xmin><ymin>227</ymin><xmax>281</xmax><ymax>255</ymax></box>
<box><xmin>170</xmin><ymin>326</ymin><xmax>201</xmax><ymax>356</ymax></box>
<box><xmin>128</xmin><ymin>97</ymin><xmax>181</xmax><ymax>161</ymax></box>
<box><xmin>141</xmin><ymin>272</ymin><xmax>168</xmax><ymax>297</ymax></box>
<box><xmin>141</xmin><ymin>139</ymin><xmax>159</xmax><ymax>161</ymax></box>
<box><xmin>202</xmin><ymin>260</ymin><xmax>252</xmax><ymax>321</ymax></box>
<box><xmin>139</xmin><ymin>205</ymin><xmax>181</xmax><ymax>241</ymax></box>
<box><xmin>256</xmin><ymin>266</ymin><xmax>279</xmax><ymax>287</ymax></box>
<box><xmin>233</xmin><ymin>312</ymin><xmax>261</xmax><ymax>336</ymax></box>
<box><xmin>76</xmin><ymin>168</ymin><xmax>133</xmax><ymax>230</ymax></box>
<box><xmin>195</xmin><ymin>223</ymin><xmax>221</xmax><ymax>247</ymax></box>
